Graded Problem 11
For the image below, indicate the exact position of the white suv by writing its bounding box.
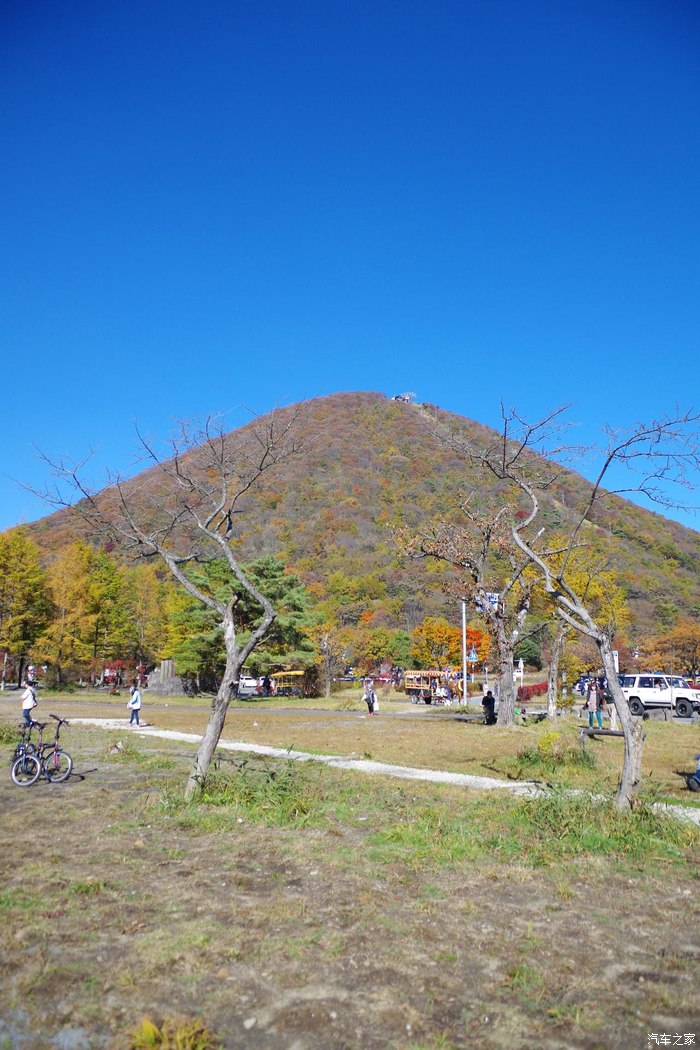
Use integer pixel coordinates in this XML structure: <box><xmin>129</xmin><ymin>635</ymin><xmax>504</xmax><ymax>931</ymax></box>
<box><xmin>236</xmin><ymin>675</ymin><xmax>261</xmax><ymax>698</ymax></box>
<box><xmin>619</xmin><ymin>673</ymin><xmax>698</xmax><ymax>718</ymax></box>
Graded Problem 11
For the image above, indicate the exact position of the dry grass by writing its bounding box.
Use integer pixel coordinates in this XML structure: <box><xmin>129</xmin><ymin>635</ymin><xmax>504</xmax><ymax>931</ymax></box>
<box><xmin>4</xmin><ymin>687</ymin><xmax>699</xmax><ymax>802</ymax></box>
<box><xmin>1</xmin><ymin>712</ymin><xmax>699</xmax><ymax>1049</ymax></box>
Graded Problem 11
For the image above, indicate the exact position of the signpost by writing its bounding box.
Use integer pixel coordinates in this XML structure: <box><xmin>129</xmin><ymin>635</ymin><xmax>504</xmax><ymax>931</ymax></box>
<box><xmin>468</xmin><ymin>647</ymin><xmax>478</xmax><ymax>684</ymax></box>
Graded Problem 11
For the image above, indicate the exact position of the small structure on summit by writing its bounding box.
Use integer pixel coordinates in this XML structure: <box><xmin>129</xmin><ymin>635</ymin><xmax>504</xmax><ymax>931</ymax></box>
<box><xmin>392</xmin><ymin>392</ymin><xmax>416</xmax><ymax>403</ymax></box>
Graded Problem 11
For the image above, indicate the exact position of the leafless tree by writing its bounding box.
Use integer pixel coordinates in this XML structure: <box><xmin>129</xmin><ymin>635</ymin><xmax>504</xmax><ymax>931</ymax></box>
<box><xmin>412</xmin><ymin>505</ymin><xmax>536</xmax><ymax>725</ymax></box>
<box><xmin>35</xmin><ymin>407</ymin><xmax>306</xmax><ymax>801</ymax></box>
<box><xmin>545</xmin><ymin>621</ymin><xmax>570</xmax><ymax>718</ymax></box>
<box><xmin>476</xmin><ymin>406</ymin><xmax>700</xmax><ymax>809</ymax></box>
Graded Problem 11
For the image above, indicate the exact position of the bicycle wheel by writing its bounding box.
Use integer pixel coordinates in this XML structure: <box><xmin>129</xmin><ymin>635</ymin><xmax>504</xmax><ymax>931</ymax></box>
<box><xmin>10</xmin><ymin>742</ymin><xmax>36</xmax><ymax>766</ymax></box>
<box><xmin>44</xmin><ymin>750</ymin><xmax>73</xmax><ymax>783</ymax></box>
<box><xmin>11</xmin><ymin>754</ymin><xmax>41</xmax><ymax>787</ymax></box>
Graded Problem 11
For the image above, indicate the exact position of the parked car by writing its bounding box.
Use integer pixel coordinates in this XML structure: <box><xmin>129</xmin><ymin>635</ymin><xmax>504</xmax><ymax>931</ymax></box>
<box><xmin>236</xmin><ymin>675</ymin><xmax>261</xmax><ymax>698</ymax></box>
<box><xmin>619</xmin><ymin>673</ymin><xmax>700</xmax><ymax>718</ymax></box>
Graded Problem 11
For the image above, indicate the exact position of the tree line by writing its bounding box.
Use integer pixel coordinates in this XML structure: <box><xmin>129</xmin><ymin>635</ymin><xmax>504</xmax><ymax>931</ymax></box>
<box><xmin>0</xmin><ymin>531</ymin><xmax>499</xmax><ymax>693</ymax></box>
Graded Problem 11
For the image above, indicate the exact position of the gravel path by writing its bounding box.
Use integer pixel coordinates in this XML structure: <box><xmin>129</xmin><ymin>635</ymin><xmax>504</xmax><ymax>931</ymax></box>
<box><xmin>71</xmin><ymin>717</ymin><xmax>700</xmax><ymax>825</ymax></box>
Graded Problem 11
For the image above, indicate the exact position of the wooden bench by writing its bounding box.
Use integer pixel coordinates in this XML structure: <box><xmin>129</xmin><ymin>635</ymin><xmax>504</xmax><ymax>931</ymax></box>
<box><xmin>579</xmin><ymin>728</ymin><xmax>625</xmax><ymax>742</ymax></box>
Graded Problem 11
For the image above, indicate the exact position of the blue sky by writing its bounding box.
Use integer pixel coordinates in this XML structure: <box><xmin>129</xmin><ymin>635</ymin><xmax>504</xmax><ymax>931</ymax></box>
<box><xmin>2</xmin><ymin>0</ymin><xmax>699</xmax><ymax>532</ymax></box>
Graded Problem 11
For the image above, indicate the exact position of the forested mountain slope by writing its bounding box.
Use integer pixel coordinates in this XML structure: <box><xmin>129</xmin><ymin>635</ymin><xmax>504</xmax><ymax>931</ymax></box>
<box><xmin>28</xmin><ymin>391</ymin><xmax>700</xmax><ymax>642</ymax></box>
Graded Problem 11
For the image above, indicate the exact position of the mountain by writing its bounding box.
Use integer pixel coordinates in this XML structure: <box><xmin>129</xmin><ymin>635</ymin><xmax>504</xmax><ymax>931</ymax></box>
<box><xmin>26</xmin><ymin>391</ymin><xmax>700</xmax><ymax>640</ymax></box>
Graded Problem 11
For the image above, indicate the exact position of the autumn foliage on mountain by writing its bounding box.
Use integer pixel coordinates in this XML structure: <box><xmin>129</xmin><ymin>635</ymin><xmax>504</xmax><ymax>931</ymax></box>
<box><xmin>14</xmin><ymin>391</ymin><xmax>700</xmax><ymax>684</ymax></box>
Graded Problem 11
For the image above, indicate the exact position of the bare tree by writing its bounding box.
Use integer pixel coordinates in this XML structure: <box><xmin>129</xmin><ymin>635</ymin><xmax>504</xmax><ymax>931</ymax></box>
<box><xmin>413</xmin><ymin>506</ymin><xmax>536</xmax><ymax>725</ymax></box>
<box><xmin>35</xmin><ymin>408</ymin><xmax>306</xmax><ymax>801</ymax></box>
<box><xmin>545</xmin><ymin>621</ymin><xmax>570</xmax><ymax>718</ymax></box>
<box><xmin>478</xmin><ymin>406</ymin><xmax>700</xmax><ymax>809</ymax></box>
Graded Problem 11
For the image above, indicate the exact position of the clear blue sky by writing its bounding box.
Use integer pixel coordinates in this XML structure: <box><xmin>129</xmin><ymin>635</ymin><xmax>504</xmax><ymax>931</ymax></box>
<box><xmin>2</xmin><ymin>0</ymin><xmax>699</xmax><ymax>532</ymax></box>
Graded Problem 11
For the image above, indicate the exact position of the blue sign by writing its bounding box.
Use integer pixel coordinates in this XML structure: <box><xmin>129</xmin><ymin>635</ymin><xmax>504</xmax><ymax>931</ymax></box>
<box><xmin>468</xmin><ymin>648</ymin><xmax>478</xmax><ymax>663</ymax></box>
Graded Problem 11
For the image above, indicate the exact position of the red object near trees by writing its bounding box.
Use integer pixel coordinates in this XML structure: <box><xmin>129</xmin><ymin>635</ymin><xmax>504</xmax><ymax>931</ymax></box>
<box><xmin>517</xmin><ymin>682</ymin><xmax>547</xmax><ymax>702</ymax></box>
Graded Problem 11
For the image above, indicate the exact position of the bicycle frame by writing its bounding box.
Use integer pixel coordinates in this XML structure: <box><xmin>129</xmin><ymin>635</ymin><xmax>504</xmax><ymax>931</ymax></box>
<box><xmin>12</xmin><ymin>719</ymin><xmax>45</xmax><ymax>762</ymax></box>
<box><xmin>39</xmin><ymin>715</ymin><xmax>70</xmax><ymax>772</ymax></box>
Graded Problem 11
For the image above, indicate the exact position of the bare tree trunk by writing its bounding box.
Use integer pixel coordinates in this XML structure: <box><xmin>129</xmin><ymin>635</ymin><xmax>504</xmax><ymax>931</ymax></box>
<box><xmin>496</xmin><ymin>623</ymin><xmax>516</xmax><ymax>725</ymax></box>
<box><xmin>599</xmin><ymin>636</ymin><xmax>644</xmax><ymax>809</ymax></box>
<box><xmin>547</xmin><ymin>624</ymin><xmax>568</xmax><ymax>718</ymax></box>
<box><xmin>322</xmin><ymin>640</ymin><xmax>332</xmax><ymax>698</ymax></box>
<box><xmin>185</xmin><ymin>693</ymin><xmax>232</xmax><ymax>801</ymax></box>
<box><xmin>185</xmin><ymin>613</ymin><xmax>242</xmax><ymax>802</ymax></box>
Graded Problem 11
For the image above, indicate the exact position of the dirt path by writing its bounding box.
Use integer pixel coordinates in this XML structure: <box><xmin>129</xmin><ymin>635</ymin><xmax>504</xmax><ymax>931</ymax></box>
<box><xmin>72</xmin><ymin>717</ymin><xmax>700</xmax><ymax>826</ymax></box>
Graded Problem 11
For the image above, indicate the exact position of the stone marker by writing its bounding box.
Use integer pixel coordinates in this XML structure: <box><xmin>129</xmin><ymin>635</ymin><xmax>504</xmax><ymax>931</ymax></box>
<box><xmin>147</xmin><ymin>659</ymin><xmax>186</xmax><ymax>696</ymax></box>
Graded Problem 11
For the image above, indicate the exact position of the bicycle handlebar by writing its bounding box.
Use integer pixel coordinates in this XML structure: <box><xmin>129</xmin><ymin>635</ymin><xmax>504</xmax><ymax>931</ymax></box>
<box><xmin>49</xmin><ymin>714</ymin><xmax>70</xmax><ymax>726</ymax></box>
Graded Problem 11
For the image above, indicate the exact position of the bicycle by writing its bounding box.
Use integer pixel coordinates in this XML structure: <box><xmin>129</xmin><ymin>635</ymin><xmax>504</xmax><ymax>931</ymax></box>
<box><xmin>9</xmin><ymin>719</ymin><xmax>43</xmax><ymax>785</ymax></box>
<box><xmin>11</xmin><ymin>714</ymin><xmax>73</xmax><ymax>787</ymax></box>
<box><xmin>10</xmin><ymin>718</ymin><xmax>40</xmax><ymax>761</ymax></box>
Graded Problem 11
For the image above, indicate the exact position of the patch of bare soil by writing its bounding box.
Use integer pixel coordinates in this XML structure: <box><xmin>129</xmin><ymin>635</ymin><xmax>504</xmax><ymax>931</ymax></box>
<box><xmin>0</xmin><ymin>730</ymin><xmax>699</xmax><ymax>1050</ymax></box>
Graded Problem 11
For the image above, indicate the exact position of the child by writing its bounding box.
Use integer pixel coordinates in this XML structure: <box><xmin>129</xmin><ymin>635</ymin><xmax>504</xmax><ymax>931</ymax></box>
<box><xmin>21</xmin><ymin>681</ymin><xmax>37</xmax><ymax>725</ymax></box>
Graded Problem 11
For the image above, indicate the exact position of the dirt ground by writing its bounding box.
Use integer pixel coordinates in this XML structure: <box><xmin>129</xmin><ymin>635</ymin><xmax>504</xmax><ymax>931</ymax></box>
<box><xmin>1</xmin><ymin>717</ymin><xmax>699</xmax><ymax>1050</ymax></box>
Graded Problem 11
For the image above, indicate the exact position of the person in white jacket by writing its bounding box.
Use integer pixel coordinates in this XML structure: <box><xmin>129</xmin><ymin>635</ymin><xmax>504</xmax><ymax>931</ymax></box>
<box><xmin>128</xmin><ymin>685</ymin><xmax>142</xmax><ymax>726</ymax></box>
<box><xmin>21</xmin><ymin>682</ymin><xmax>37</xmax><ymax>725</ymax></box>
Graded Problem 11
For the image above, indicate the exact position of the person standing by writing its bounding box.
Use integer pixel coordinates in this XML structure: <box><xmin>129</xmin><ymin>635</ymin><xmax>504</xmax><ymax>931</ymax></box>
<box><xmin>21</xmin><ymin>681</ymin><xmax>37</xmax><ymax>725</ymax></box>
<box><xmin>587</xmin><ymin>679</ymin><xmax>603</xmax><ymax>730</ymax></box>
<box><xmin>362</xmin><ymin>678</ymin><xmax>376</xmax><ymax>715</ymax></box>
<box><xmin>128</xmin><ymin>683</ymin><xmax>142</xmax><ymax>726</ymax></box>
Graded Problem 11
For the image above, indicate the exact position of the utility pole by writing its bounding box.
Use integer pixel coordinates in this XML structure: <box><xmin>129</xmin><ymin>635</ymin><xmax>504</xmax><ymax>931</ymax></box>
<box><xmin>461</xmin><ymin>597</ymin><xmax>468</xmax><ymax>706</ymax></box>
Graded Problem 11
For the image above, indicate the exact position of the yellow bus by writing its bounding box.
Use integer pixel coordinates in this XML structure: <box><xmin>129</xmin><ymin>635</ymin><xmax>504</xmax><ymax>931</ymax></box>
<box><xmin>271</xmin><ymin>670</ymin><xmax>306</xmax><ymax>697</ymax></box>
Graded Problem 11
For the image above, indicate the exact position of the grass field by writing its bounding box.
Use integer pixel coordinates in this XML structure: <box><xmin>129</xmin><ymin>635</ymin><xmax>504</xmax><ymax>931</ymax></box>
<box><xmin>11</xmin><ymin>685</ymin><xmax>700</xmax><ymax>801</ymax></box>
<box><xmin>1</xmin><ymin>690</ymin><xmax>699</xmax><ymax>1049</ymax></box>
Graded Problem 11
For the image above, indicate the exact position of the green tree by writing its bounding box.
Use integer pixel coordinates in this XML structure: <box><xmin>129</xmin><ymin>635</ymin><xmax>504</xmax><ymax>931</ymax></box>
<box><xmin>162</xmin><ymin>557</ymin><xmax>316</xmax><ymax>690</ymax></box>
<box><xmin>513</xmin><ymin>635</ymin><xmax>542</xmax><ymax>670</ymax></box>
<box><xmin>84</xmin><ymin>551</ymin><xmax>135</xmax><ymax>682</ymax></box>
<box><xmin>238</xmin><ymin>557</ymin><xmax>316</xmax><ymax>673</ymax></box>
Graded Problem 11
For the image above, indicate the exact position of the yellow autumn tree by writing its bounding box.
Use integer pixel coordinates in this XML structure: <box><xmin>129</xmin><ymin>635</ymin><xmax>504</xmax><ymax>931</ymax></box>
<box><xmin>35</xmin><ymin>541</ymin><xmax>95</xmax><ymax>686</ymax></box>
<box><xmin>410</xmin><ymin>617</ymin><xmax>461</xmax><ymax>669</ymax></box>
